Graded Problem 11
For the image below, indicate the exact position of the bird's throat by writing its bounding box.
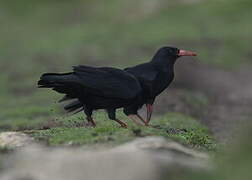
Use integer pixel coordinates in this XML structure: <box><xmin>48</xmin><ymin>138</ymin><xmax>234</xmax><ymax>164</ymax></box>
<box><xmin>151</xmin><ymin>56</ymin><xmax>177</xmax><ymax>71</ymax></box>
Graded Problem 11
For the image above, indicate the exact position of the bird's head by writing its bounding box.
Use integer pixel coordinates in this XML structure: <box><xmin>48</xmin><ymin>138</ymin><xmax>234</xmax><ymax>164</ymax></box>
<box><xmin>151</xmin><ymin>46</ymin><xmax>197</xmax><ymax>64</ymax></box>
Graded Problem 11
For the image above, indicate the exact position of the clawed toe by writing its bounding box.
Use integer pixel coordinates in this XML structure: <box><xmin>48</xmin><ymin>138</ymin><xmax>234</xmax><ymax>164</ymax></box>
<box><xmin>84</xmin><ymin>122</ymin><xmax>96</xmax><ymax>128</ymax></box>
<box><xmin>114</xmin><ymin>119</ymin><xmax>128</xmax><ymax>128</ymax></box>
<box><xmin>118</xmin><ymin>122</ymin><xmax>128</xmax><ymax>128</ymax></box>
<box><xmin>85</xmin><ymin>116</ymin><xmax>96</xmax><ymax>127</ymax></box>
<box><xmin>120</xmin><ymin>123</ymin><xmax>128</xmax><ymax>128</ymax></box>
<box><xmin>144</xmin><ymin>122</ymin><xmax>149</xmax><ymax>126</ymax></box>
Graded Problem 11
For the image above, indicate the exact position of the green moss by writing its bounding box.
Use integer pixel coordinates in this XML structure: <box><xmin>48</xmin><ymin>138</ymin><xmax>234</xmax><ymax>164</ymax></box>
<box><xmin>165</xmin><ymin>127</ymin><xmax>252</xmax><ymax>180</ymax></box>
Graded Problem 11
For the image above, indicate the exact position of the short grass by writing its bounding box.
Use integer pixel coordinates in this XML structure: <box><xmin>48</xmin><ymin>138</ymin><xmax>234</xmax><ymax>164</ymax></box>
<box><xmin>28</xmin><ymin>111</ymin><xmax>216</xmax><ymax>151</ymax></box>
<box><xmin>165</xmin><ymin>128</ymin><xmax>252</xmax><ymax>180</ymax></box>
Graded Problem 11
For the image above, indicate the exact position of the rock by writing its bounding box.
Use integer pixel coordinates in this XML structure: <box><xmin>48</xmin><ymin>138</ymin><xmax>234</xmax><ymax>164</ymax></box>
<box><xmin>0</xmin><ymin>137</ymin><xmax>211</xmax><ymax>180</ymax></box>
<box><xmin>0</xmin><ymin>132</ymin><xmax>34</xmax><ymax>148</ymax></box>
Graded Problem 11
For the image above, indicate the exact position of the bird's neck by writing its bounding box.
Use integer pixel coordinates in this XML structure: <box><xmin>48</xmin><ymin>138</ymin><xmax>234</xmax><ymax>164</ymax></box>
<box><xmin>151</xmin><ymin>57</ymin><xmax>176</xmax><ymax>73</ymax></box>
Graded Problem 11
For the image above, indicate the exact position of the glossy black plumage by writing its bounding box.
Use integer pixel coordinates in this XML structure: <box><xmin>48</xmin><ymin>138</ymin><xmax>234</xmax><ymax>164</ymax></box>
<box><xmin>125</xmin><ymin>47</ymin><xmax>177</xmax><ymax>102</ymax></box>
<box><xmin>125</xmin><ymin>47</ymin><xmax>196</xmax><ymax>123</ymax></box>
<box><xmin>38</xmin><ymin>46</ymin><xmax>196</xmax><ymax>127</ymax></box>
<box><xmin>38</xmin><ymin>65</ymin><xmax>143</xmax><ymax>127</ymax></box>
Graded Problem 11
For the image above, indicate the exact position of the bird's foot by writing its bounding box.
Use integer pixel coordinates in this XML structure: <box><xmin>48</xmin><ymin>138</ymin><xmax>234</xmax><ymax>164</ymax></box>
<box><xmin>120</xmin><ymin>123</ymin><xmax>128</xmax><ymax>128</ymax></box>
<box><xmin>128</xmin><ymin>115</ymin><xmax>145</xmax><ymax>126</ymax></box>
<box><xmin>85</xmin><ymin>117</ymin><xmax>96</xmax><ymax>127</ymax></box>
<box><xmin>144</xmin><ymin>122</ymin><xmax>150</xmax><ymax>126</ymax></box>
<box><xmin>114</xmin><ymin>119</ymin><xmax>128</xmax><ymax>128</ymax></box>
<box><xmin>137</xmin><ymin>114</ymin><xmax>149</xmax><ymax>126</ymax></box>
<box><xmin>84</xmin><ymin>122</ymin><xmax>96</xmax><ymax>128</ymax></box>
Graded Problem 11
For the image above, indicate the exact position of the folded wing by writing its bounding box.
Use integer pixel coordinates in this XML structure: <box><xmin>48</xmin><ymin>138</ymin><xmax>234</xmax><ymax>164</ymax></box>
<box><xmin>72</xmin><ymin>65</ymin><xmax>142</xmax><ymax>99</ymax></box>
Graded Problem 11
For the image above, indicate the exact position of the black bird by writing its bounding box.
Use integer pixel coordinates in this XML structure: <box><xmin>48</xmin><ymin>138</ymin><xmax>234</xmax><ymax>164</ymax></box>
<box><xmin>38</xmin><ymin>66</ymin><xmax>146</xmax><ymax>127</ymax></box>
<box><xmin>125</xmin><ymin>47</ymin><xmax>197</xmax><ymax>124</ymax></box>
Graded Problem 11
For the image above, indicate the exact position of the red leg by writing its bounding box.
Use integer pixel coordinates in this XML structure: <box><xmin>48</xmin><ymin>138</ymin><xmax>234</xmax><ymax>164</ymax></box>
<box><xmin>114</xmin><ymin>119</ymin><xmax>128</xmax><ymax>128</ymax></box>
<box><xmin>137</xmin><ymin>114</ymin><xmax>149</xmax><ymax>126</ymax></box>
<box><xmin>146</xmin><ymin>104</ymin><xmax>153</xmax><ymax>124</ymax></box>
<box><xmin>128</xmin><ymin>115</ymin><xmax>145</xmax><ymax>126</ymax></box>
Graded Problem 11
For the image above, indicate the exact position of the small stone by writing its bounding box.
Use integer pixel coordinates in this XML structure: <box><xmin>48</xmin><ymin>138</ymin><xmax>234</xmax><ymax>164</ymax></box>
<box><xmin>0</xmin><ymin>132</ymin><xmax>34</xmax><ymax>148</ymax></box>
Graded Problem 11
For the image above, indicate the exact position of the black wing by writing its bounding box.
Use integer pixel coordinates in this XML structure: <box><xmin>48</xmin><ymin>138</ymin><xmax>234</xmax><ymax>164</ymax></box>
<box><xmin>124</xmin><ymin>63</ymin><xmax>159</xmax><ymax>98</ymax></box>
<box><xmin>72</xmin><ymin>65</ymin><xmax>142</xmax><ymax>99</ymax></box>
<box><xmin>124</xmin><ymin>63</ymin><xmax>158</xmax><ymax>82</ymax></box>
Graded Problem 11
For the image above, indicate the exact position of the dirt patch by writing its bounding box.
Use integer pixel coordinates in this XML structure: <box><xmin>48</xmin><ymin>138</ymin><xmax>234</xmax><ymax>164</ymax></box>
<box><xmin>38</xmin><ymin>119</ymin><xmax>64</xmax><ymax>130</ymax></box>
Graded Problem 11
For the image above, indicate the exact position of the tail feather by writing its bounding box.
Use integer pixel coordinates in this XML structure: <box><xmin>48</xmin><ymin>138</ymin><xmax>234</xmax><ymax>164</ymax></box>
<box><xmin>38</xmin><ymin>73</ymin><xmax>73</xmax><ymax>88</ymax></box>
<box><xmin>58</xmin><ymin>95</ymin><xmax>73</xmax><ymax>103</ymax></box>
<box><xmin>38</xmin><ymin>72</ymin><xmax>78</xmax><ymax>95</ymax></box>
<box><xmin>64</xmin><ymin>100</ymin><xmax>83</xmax><ymax>113</ymax></box>
<box><xmin>71</xmin><ymin>107</ymin><xmax>84</xmax><ymax>115</ymax></box>
<box><xmin>38</xmin><ymin>72</ymin><xmax>84</xmax><ymax>114</ymax></box>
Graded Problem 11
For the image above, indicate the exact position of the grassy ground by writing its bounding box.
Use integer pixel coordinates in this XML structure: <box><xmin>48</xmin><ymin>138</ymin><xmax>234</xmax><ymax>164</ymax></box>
<box><xmin>0</xmin><ymin>0</ymin><xmax>251</xmax><ymax>150</ymax></box>
<box><xmin>28</xmin><ymin>112</ymin><xmax>216</xmax><ymax>150</ymax></box>
<box><xmin>167</xmin><ymin>127</ymin><xmax>252</xmax><ymax>180</ymax></box>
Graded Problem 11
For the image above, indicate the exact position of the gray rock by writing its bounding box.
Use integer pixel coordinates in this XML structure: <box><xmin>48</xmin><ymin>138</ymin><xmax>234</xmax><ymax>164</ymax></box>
<box><xmin>0</xmin><ymin>132</ymin><xmax>34</xmax><ymax>148</ymax></box>
<box><xmin>0</xmin><ymin>137</ymin><xmax>210</xmax><ymax>180</ymax></box>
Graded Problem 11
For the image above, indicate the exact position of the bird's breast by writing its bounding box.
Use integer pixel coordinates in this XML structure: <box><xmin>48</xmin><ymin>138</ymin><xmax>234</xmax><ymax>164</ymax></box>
<box><xmin>152</xmin><ymin>72</ymin><xmax>174</xmax><ymax>96</ymax></box>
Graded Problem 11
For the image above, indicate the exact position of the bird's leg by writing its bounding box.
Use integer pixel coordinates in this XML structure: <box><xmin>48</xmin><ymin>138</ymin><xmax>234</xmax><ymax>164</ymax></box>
<box><xmin>128</xmin><ymin>115</ymin><xmax>145</xmax><ymax>126</ymax></box>
<box><xmin>146</xmin><ymin>104</ymin><xmax>153</xmax><ymax>124</ymax></box>
<box><xmin>86</xmin><ymin>116</ymin><xmax>96</xmax><ymax>127</ymax></box>
<box><xmin>84</xmin><ymin>107</ymin><xmax>96</xmax><ymax>127</ymax></box>
<box><xmin>107</xmin><ymin>109</ymin><xmax>127</xmax><ymax>128</ymax></box>
<box><xmin>114</xmin><ymin>119</ymin><xmax>127</xmax><ymax>128</ymax></box>
<box><xmin>137</xmin><ymin>114</ymin><xmax>149</xmax><ymax>126</ymax></box>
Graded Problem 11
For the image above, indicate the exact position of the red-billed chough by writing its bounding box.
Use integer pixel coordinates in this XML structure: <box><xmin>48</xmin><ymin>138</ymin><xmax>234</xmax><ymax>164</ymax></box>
<box><xmin>125</xmin><ymin>47</ymin><xmax>196</xmax><ymax>125</ymax></box>
<box><xmin>38</xmin><ymin>46</ymin><xmax>196</xmax><ymax>127</ymax></box>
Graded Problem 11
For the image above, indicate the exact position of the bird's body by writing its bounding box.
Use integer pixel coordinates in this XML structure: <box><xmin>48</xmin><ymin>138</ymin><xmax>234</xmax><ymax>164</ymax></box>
<box><xmin>38</xmin><ymin>47</ymin><xmax>196</xmax><ymax>127</ymax></box>
<box><xmin>38</xmin><ymin>65</ymin><xmax>144</xmax><ymax>127</ymax></box>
